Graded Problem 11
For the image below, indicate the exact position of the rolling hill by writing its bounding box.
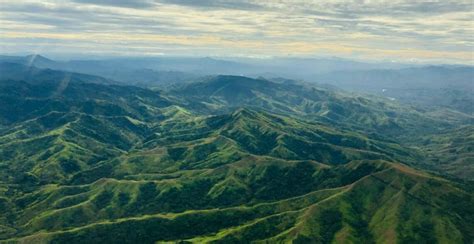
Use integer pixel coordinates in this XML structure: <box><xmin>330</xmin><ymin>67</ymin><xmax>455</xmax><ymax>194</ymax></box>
<box><xmin>0</xmin><ymin>65</ymin><xmax>472</xmax><ymax>243</ymax></box>
<box><xmin>173</xmin><ymin>75</ymin><xmax>471</xmax><ymax>139</ymax></box>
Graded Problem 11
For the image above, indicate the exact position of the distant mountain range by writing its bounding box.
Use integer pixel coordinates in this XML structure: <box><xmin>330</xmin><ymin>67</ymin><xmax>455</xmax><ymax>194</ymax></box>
<box><xmin>1</xmin><ymin>54</ymin><xmax>472</xmax><ymax>113</ymax></box>
<box><xmin>0</xmin><ymin>54</ymin><xmax>412</xmax><ymax>76</ymax></box>
<box><xmin>311</xmin><ymin>66</ymin><xmax>474</xmax><ymax>114</ymax></box>
<box><xmin>0</xmin><ymin>58</ymin><xmax>472</xmax><ymax>243</ymax></box>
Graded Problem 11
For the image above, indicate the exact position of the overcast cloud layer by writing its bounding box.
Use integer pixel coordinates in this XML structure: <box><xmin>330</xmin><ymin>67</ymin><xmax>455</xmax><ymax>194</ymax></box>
<box><xmin>0</xmin><ymin>0</ymin><xmax>472</xmax><ymax>63</ymax></box>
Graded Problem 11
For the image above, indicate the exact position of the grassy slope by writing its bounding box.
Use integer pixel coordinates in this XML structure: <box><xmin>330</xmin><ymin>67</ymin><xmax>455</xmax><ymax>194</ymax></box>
<box><xmin>6</xmin><ymin>162</ymin><xmax>472</xmax><ymax>244</ymax></box>
<box><xmin>173</xmin><ymin>75</ymin><xmax>467</xmax><ymax>138</ymax></box>
<box><xmin>0</xmin><ymin>71</ymin><xmax>472</xmax><ymax>243</ymax></box>
<box><xmin>417</xmin><ymin>125</ymin><xmax>474</xmax><ymax>179</ymax></box>
<box><xmin>172</xmin><ymin>75</ymin><xmax>474</xmax><ymax>180</ymax></box>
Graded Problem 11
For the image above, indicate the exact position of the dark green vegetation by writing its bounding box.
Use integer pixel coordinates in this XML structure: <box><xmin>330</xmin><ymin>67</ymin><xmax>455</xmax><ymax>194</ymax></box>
<box><xmin>0</xmin><ymin>62</ymin><xmax>472</xmax><ymax>243</ymax></box>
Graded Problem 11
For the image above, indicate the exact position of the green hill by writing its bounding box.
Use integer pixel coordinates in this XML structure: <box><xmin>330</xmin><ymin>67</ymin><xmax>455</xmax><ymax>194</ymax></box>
<box><xmin>173</xmin><ymin>75</ymin><xmax>467</xmax><ymax>138</ymax></box>
<box><xmin>5</xmin><ymin>161</ymin><xmax>473</xmax><ymax>243</ymax></box>
<box><xmin>417</xmin><ymin>125</ymin><xmax>474</xmax><ymax>179</ymax></box>
<box><xmin>0</xmin><ymin>67</ymin><xmax>472</xmax><ymax>243</ymax></box>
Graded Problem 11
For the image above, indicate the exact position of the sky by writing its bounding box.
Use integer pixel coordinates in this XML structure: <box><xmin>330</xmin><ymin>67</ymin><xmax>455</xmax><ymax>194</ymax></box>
<box><xmin>0</xmin><ymin>0</ymin><xmax>473</xmax><ymax>63</ymax></box>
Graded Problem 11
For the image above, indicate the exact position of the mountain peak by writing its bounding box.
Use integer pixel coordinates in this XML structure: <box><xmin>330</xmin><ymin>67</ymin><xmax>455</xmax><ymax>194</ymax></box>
<box><xmin>175</xmin><ymin>75</ymin><xmax>275</xmax><ymax>101</ymax></box>
<box><xmin>231</xmin><ymin>107</ymin><xmax>258</xmax><ymax>119</ymax></box>
<box><xmin>23</xmin><ymin>54</ymin><xmax>56</xmax><ymax>68</ymax></box>
<box><xmin>207</xmin><ymin>75</ymin><xmax>273</xmax><ymax>90</ymax></box>
<box><xmin>211</xmin><ymin>74</ymin><xmax>261</xmax><ymax>82</ymax></box>
<box><xmin>25</xmin><ymin>54</ymin><xmax>52</xmax><ymax>62</ymax></box>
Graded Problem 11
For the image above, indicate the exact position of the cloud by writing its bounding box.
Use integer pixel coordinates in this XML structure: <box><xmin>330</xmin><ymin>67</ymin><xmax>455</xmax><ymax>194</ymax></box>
<box><xmin>388</xmin><ymin>1</ymin><xmax>471</xmax><ymax>14</ymax></box>
<box><xmin>71</xmin><ymin>0</ymin><xmax>156</xmax><ymax>8</ymax></box>
<box><xmin>0</xmin><ymin>0</ymin><xmax>472</xmax><ymax>63</ymax></box>
<box><xmin>158</xmin><ymin>0</ymin><xmax>265</xmax><ymax>10</ymax></box>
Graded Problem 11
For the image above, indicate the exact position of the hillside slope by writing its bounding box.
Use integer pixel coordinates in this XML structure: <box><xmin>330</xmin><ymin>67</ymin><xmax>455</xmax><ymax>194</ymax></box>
<box><xmin>6</xmin><ymin>162</ymin><xmax>473</xmax><ymax>244</ymax></box>
<box><xmin>173</xmin><ymin>75</ymin><xmax>470</xmax><ymax>138</ymax></box>
<box><xmin>0</xmin><ymin>68</ymin><xmax>472</xmax><ymax>243</ymax></box>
